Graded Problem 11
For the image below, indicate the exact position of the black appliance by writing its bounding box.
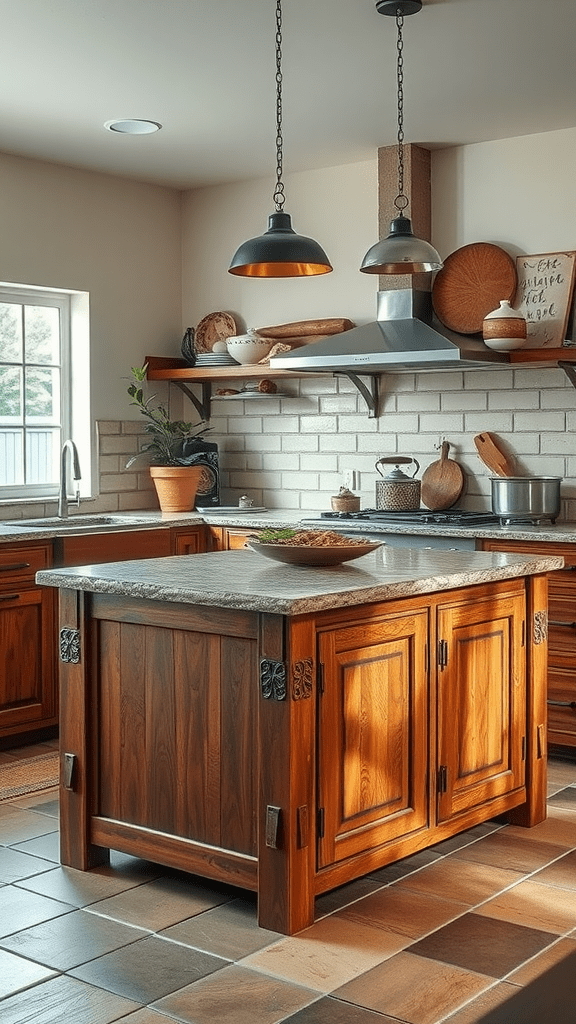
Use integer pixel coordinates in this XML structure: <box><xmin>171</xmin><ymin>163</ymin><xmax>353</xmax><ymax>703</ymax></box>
<box><xmin>305</xmin><ymin>508</ymin><xmax>502</xmax><ymax>527</ymax></box>
<box><xmin>193</xmin><ymin>441</ymin><xmax>220</xmax><ymax>507</ymax></box>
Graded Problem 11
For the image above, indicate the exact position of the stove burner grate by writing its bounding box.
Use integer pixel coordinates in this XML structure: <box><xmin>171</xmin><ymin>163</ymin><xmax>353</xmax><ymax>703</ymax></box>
<box><xmin>318</xmin><ymin>508</ymin><xmax>501</xmax><ymax>527</ymax></box>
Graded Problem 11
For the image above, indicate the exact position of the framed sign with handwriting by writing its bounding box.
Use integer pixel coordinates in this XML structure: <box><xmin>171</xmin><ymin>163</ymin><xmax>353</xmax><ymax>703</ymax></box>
<box><xmin>515</xmin><ymin>251</ymin><xmax>576</xmax><ymax>348</ymax></box>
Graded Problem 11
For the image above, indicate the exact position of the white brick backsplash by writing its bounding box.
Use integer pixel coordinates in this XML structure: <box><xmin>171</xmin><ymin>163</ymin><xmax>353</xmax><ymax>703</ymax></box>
<box><xmin>301</xmin><ymin>452</ymin><xmax>338</xmax><ymax>472</ymax></box>
<box><xmin>337</xmin><ymin>414</ymin><xmax>379</xmax><ymax>434</ymax></box>
<box><xmin>245</xmin><ymin>454</ymin><xmax>263</xmax><ymax>470</ymax></box>
<box><xmin>441</xmin><ymin>391</ymin><xmax>488</xmax><ymax>412</ymax></box>
<box><xmin>489</xmin><ymin>390</ymin><xmax>540</xmax><ymax>410</ymax></box>
<box><xmin>320</xmin><ymin>394</ymin><xmax>359</xmax><ymax>413</ymax></box>
<box><xmin>465</xmin><ymin>369</ymin><xmax>514</xmax><ymax>390</ymax></box>
<box><xmin>300</xmin><ymin>415</ymin><xmax>338</xmax><ymax>434</ymax></box>
<box><xmin>416</xmin><ymin>371</ymin><xmax>464</xmax><ymax>392</ymax></box>
<box><xmin>100</xmin><ymin>473</ymin><xmax>139</xmax><ymax>492</ymax></box>
<box><xmin>544</xmin><ymin>390</ymin><xmax>576</xmax><ymax>409</ymax></box>
<box><xmin>264</xmin><ymin>415</ymin><xmax>300</xmax><ymax>433</ymax></box>
<box><xmin>373</xmin><ymin>415</ymin><xmax>420</xmax><ymax>438</ymax></box>
<box><xmin>219</xmin><ymin>434</ymin><xmax>245</xmax><ymax>451</ymax></box>
<box><xmin>100</xmin><ymin>435</ymin><xmax>140</xmax><ymax>455</ymax></box>
<box><xmin>419</xmin><ymin>413</ymin><xmax>465</xmax><ymax>433</ymax></box>
<box><xmin>539</xmin><ymin>433</ymin><xmax>575</xmax><ymax>455</ymax></box>
<box><xmin>320</xmin><ymin>432</ymin><xmax>356</xmax><ymax>452</ymax></box>
<box><xmin>514</xmin><ymin>367</ymin><xmax>568</xmax><ymax>389</ymax></box>
<box><xmin>514</xmin><ymin>411</ymin><xmax>566</xmax><ymax>431</ymax></box>
<box><xmin>98</xmin><ymin>421</ymin><xmax>122</xmax><ymax>434</ymax></box>
<box><xmin>262</xmin><ymin>453</ymin><xmax>300</xmax><ymax>470</ymax></box>
<box><xmin>464</xmin><ymin>412</ymin><xmax>514</xmax><ymax>433</ymax></box>
<box><xmin>228</xmin><ymin>417</ymin><xmax>262</xmax><ymax>434</ymax></box>
<box><xmin>284</xmin><ymin>434</ymin><xmax>319</xmax><ymax>452</ymax></box>
<box><xmin>398</xmin><ymin>392</ymin><xmax>440</xmax><ymax>412</ymax></box>
<box><xmin>282</xmin><ymin>471</ymin><xmax>319</xmax><ymax>490</ymax></box>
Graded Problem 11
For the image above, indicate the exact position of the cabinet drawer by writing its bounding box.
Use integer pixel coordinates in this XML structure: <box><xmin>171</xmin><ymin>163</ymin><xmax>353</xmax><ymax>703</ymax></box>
<box><xmin>0</xmin><ymin>543</ymin><xmax>52</xmax><ymax>586</ymax></box>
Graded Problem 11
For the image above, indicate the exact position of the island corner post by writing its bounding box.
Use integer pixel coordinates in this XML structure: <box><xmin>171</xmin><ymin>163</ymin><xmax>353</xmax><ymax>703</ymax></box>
<box><xmin>54</xmin><ymin>568</ymin><xmax>551</xmax><ymax>937</ymax></box>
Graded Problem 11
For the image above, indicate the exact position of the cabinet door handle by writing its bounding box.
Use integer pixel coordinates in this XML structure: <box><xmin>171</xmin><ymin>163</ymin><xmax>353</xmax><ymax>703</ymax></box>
<box><xmin>547</xmin><ymin>699</ymin><xmax>576</xmax><ymax>711</ymax></box>
<box><xmin>0</xmin><ymin>562</ymin><xmax>30</xmax><ymax>572</ymax></box>
<box><xmin>562</xmin><ymin>565</ymin><xmax>576</xmax><ymax>572</ymax></box>
<box><xmin>0</xmin><ymin>593</ymin><xmax>20</xmax><ymax>602</ymax></box>
<box><xmin>549</xmin><ymin>620</ymin><xmax>576</xmax><ymax>629</ymax></box>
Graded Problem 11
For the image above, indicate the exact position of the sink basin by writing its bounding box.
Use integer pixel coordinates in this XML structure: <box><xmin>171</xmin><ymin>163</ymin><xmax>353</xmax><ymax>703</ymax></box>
<box><xmin>9</xmin><ymin>515</ymin><xmax>158</xmax><ymax>531</ymax></box>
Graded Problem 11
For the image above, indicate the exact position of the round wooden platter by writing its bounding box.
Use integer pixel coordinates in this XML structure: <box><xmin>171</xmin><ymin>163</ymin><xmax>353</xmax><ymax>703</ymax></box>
<box><xmin>432</xmin><ymin>242</ymin><xmax>517</xmax><ymax>335</ymax></box>
<box><xmin>195</xmin><ymin>311</ymin><xmax>237</xmax><ymax>353</ymax></box>
<box><xmin>421</xmin><ymin>442</ymin><xmax>465</xmax><ymax>510</ymax></box>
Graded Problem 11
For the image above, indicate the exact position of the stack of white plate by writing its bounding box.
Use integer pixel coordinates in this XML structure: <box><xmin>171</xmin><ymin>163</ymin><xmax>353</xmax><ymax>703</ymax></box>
<box><xmin>195</xmin><ymin>352</ymin><xmax>239</xmax><ymax>366</ymax></box>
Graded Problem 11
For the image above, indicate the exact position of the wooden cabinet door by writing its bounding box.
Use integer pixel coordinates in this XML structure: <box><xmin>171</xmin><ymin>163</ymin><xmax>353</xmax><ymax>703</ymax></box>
<box><xmin>58</xmin><ymin>528</ymin><xmax>171</xmax><ymax>567</ymax></box>
<box><xmin>317</xmin><ymin>607</ymin><xmax>428</xmax><ymax>869</ymax></box>
<box><xmin>0</xmin><ymin>543</ymin><xmax>56</xmax><ymax>738</ymax></box>
<box><xmin>436</xmin><ymin>587</ymin><xmax>526</xmax><ymax>822</ymax></box>
<box><xmin>171</xmin><ymin>526</ymin><xmax>207</xmax><ymax>555</ymax></box>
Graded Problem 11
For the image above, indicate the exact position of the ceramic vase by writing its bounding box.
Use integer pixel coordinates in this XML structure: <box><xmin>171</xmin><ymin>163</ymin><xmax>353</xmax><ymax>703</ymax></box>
<box><xmin>482</xmin><ymin>300</ymin><xmax>527</xmax><ymax>351</ymax></box>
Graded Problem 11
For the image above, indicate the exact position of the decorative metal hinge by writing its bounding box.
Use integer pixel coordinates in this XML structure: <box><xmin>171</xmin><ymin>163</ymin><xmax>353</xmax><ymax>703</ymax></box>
<box><xmin>437</xmin><ymin>765</ymin><xmax>448</xmax><ymax>794</ymax></box>
<box><xmin>260</xmin><ymin>659</ymin><xmax>287</xmax><ymax>701</ymax></box>
<box><xmin>60</xmin><ymin>627</ymin><xmax>80</xmax><ymax>664</ymax></box>
<box><xmin>438</xmin><ymin>639</ymin><xmax>448</xmax><ymax>668</ymax></box>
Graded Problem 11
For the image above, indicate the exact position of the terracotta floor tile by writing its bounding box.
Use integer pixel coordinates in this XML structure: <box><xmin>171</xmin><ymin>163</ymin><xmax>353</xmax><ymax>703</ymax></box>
<box><xmin>314</xmin><ymin>876</ymin><xmax>386</xmax><ymax>918</ymax></box>
<box><xmin>283</xmin><ymin>995</ymin><xmax>401</xmax><ymax>1023</ymax></box>
<box><xmin>0</xmin><ymin>947</ymin><xmax>56</xmax><ymax>998</ymax></box>
<box><xmin>441</xmin><ymin>982</ymin><xmax>521</xmax><ymax>1023</ymax></box>
<box><xmin>0</xmin><ymin>974</ymin><xmax>141</xmax><ymax>1024</ymax></box>
<box><xmin>15</xmin><ymin>862</ymin><xmax>161</xmax><ymax>908</ymax></box>
<box><xmin>428</xmin><ymin>821</ymin><xmax>504</xmax><ymax>856</ymax></box>
<box><xmin>160</xmin><ymin>896</ymin><xmax>283</xmax><ymax>959</ymax></box>
<box><xmin>334</xmin><ymin>951</ymin><xmax>492</xmax><ymax>1024</ymax></box>
<box><xmin>547</xmin><ymin>758</ymin><xmax>576</xmax><ymax>788</ymax></box>
<box><xmin>474</xmin><ymin>879</ymin><xmax>576</xmax><ymax>933</ymax></box>
<box><xmin>547</xmin><ymin>786</ymin><xmax>576</xmax><ymax>809</ymax></box>
<box><xmin>0</xmin><ymin>884</ymin><xmax>73</xmax><ymax>937</ymax></box>
<box><xmin>507</xmin><ymin>935</ymin><xmax>576</xmax><ymax>985</ymax></box>
<box><xmin>153</xmin><ymin>964</ymin><xmax>317</xmax><ymax>1024</ymax></box>
<box><xmin>334</xmin><ymin>884</ymin><xmax>468</xmax><ymax>940</ymax></box>
<box><xmin>241</xmin><ymin>913</ymin><xmax>408</xmax><ymax>992</ymax></box>
<box><xmin>109</xmin><ymin>1011</ymin><xmax>174</xmax><ymax>1024</ymax></box>
<box><xmin>365</xmin><ymin>848</ymin><xmax>441</xmax><ymax>884</ymax></box>
<box><xmin>408</xmin><ymin>911</ymin><xmax>557</xmax><ymax>977</ymax></box>
<box><xmin>0</xmin><ymin>906</ymin><xmax>148</xmax><ymax>970</ymax></box>
<box><xmin>86</xmin><ymin>874</ymin><xmax>232</xmax><ymax>931</ymax></box>
<box><xmin>454</xmin><ymin>830</ymin><xmax>569</xmax><ymax>872</ymax></box>
<box><xmin>504</xmin><ymin>806</ymin><xmax>576</xmax><ymax>848</ymax></box>
<box><xmin>70</xmin><ymin>933</ymin><xmax>228</xmax><ymax>1003</ymax></box>
<box><xmin>530</xmin><ymin>849</ymin><xmax>576</xmax><ymax>890</ymax></box>
<box><xmin>394</xmin><ymin>858</ymin><xmax>524</xmax><ymax>905</ymax></box>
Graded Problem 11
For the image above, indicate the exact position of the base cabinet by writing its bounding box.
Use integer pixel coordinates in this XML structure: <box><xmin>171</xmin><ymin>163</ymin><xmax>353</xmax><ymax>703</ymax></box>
<box><xmin>0</xmin><ymin>543</ymin><xmax>56</xmax><ymax>740</ymax></box>
<box><xmin>481</xmin><ymin>538</ymin><xmax>576</xmax><ymax>749</ymax></box>
<box><xmin>57</xmin><ymin>576</ymin><xmax>547</xmax><ymax>935</ymax></box>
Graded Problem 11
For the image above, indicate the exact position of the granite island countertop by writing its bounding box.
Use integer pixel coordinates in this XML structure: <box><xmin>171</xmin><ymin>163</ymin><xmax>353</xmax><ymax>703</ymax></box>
<box><xmin>36</xmin><ymin>546</ymin><xmax>564</xmax><ymax>616</ymax></box>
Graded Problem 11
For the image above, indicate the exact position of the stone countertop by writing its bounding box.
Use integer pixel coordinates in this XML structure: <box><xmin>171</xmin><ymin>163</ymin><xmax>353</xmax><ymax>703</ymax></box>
<box><xmin>2</xmin><ymin>507</ymin><xmax>576</xmax><ymax>544</ymax></box>
<box><xmin>36</xmin><ymin>546</ymin><xmax>564</xmax><ymax>616</ymax></box>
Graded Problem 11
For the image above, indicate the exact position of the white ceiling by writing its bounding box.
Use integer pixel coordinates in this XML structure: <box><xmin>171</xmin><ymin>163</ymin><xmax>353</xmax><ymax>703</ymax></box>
<box><xmin>1</xmin><ymin>0</ymin><xmax>575</xmax><ymax>190</ymax></box>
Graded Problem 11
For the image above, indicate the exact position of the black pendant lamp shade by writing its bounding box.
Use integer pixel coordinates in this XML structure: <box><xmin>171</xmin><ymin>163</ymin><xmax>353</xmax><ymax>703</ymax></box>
<box><xmin>228</xmin><ymin>0</ymin><xmax>332</xmax><ymax>278</ymax></box>
<box><xmin>229</xmin><ymin>212</ymin><xmax>332</xmax><ymax>278</ymax></box>
<box><xmin>360</xmin><ymin>1</ymin><xmax>442</xmax><ymax>275</ymax></box>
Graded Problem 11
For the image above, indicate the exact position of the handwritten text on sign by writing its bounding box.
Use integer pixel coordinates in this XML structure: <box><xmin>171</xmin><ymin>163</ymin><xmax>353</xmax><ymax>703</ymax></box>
<box><xmin>515</xmin><ymin>252</ymin><xmax>576</xmax><ymax>348</ymax></box>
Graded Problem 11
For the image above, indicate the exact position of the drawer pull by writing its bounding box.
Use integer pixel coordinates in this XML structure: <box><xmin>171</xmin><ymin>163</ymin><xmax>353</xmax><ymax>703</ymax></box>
<box><xmin>549</xmin><ymin>620</ymin><xmax>576</xmax><ymax>629</ymax></box>
<box><xmin>0</xmin><ymin>562</ymin><xmax>31</xmax><ymax>572</ymax></box>
<box><xmin>548</xmin><ymin>699</ymin><xmax>576</xmax><ymax>711</ymax></box>
<box><xmin>0</xmin><ymin>593</ymin><xmax>20</xmax><ymax>602</ymax></box>
<box><xmin>563</xmin><ymin>565</ymin><xmax>576</xmax><ymax>571</ymax></box>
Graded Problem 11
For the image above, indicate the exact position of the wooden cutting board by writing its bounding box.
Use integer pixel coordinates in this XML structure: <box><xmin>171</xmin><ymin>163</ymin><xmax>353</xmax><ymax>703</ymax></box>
<box><xmin>432</xmin><ymin>242</ymin><xmax>517</xmax><ymax>335</ymax></box>
<box><xmin>473</xmin><ymin>432</ymin><xmax>515</xmax><ymax>476</ymax></box>
<box><xmin>421</xmin><ymin>442</ymin><xmax>465</xmax><ymax>510</ymax></box>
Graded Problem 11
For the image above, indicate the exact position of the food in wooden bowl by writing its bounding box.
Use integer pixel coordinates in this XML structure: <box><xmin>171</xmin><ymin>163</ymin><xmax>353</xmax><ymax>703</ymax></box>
<box><xmin>247</xmin><ymin>528</ymin><xmax>383</xmax><ymax>567</ymax></box>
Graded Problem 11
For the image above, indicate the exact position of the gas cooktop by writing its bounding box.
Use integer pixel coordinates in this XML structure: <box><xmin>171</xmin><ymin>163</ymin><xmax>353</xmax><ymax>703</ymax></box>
<box><xmin>305</xmin><ymin>508</ymin><xmax>502</xmax><ymax>527</ymax></box>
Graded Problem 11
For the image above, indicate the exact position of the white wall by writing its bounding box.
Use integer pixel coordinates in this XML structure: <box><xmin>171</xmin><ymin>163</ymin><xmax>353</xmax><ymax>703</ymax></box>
<box><xmin>0</xmin><ymin>152</ymin><xmax>182</xmax><ymax>422</ymax></box>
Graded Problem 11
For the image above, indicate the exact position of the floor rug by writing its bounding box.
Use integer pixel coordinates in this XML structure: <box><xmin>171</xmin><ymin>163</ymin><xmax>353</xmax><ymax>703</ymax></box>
<box><xmin>0</xmin><ymin>751</ymin><xmax>59</xmax><ymax>801</ymax></box>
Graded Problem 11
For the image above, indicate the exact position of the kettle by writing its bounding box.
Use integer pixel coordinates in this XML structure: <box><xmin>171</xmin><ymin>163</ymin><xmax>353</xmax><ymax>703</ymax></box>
<box><xmin>375</xmin><ymin>456</ymin><xmax>421</xmax><ymax>511</ymax></box>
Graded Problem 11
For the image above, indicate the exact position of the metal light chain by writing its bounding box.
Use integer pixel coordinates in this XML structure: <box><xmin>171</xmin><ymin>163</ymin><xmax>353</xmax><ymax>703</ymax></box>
<box><xmin>273</xmin><ymin>0</ymin><xmax>286</xmax><ymax>211</ymax></box>
<box><xmin>394</xmin><ymin>9</ymin><xmax>409</xmax><ymax>214</ymax></box>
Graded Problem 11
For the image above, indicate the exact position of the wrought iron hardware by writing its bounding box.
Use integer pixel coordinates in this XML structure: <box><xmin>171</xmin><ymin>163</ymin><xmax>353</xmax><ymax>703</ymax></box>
<box><xmin>60</xmin><ymin>627</ymin><xmax>81</xmax><ymax>663</ymax></box>
<box><xmin>549</xmin><ymin>620</ymin><xmax>576</xmax><ymax>629</ymax></box>
<box><xmin>265</xmin><ymin>805</ymin><xmax>282</xmax><ymax>848</ymax></box>
<box><xmin>172</xmin><ymin>380</ymin><xmax>212</xmax><ymax>422</ymax></box>
<box><xmin>548</xmin><ymin>699</ymin><xmax>576</xmax><ymax>711</ymax></box>
<box><xmin>317</xmin><ymin>807</ymin><xmax>325</xmax><ymax>839</ymax></box>
<box><xmin>0</xmin><ymin>593</ymin><xmax>19</xmax><ymax>602</ymax></box>
<box><xmin>260</xmin><ymin>659</ymin><xmax>287</xmax><ymax>700</ymax></box>
<box><xmin>0</xmin><ymin>562</ymin><xmax>30</xmax><ymax>571</ymax></box>
<box><xmin>437</xmin><ymin>765</ymin><xmax>448</xmax><ymax>794</ymax></box>
<box><xmin>333</xmin><ymin>372</ymin><xmax>380</xmax><ymax>417</ymax></box>
<box><xmin>63</xmin><ymin>752</ymin><xmax>76</xmax><ymax>790</ymax></box>
<box><xmin>437</xmin><ymin>639</ymin><xmax>448</xmax><ymax>668</ymax></box>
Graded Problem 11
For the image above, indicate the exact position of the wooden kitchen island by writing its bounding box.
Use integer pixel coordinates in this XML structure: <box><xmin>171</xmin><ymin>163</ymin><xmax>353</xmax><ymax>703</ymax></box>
<box><xmin>37</xmin><ymin>544</ymin><xmax>563</xmax><ymax>935</ymax></box>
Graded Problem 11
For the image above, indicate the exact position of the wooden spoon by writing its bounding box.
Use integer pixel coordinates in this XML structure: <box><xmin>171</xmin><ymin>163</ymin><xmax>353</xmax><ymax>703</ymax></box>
<box><xmin>421</xmin><ymin>442</ymin><xmax>465</xmax><ymax>510</ymax></box>
<box><xmin>473</xmin><ymin>432</ymin><xmax>515</xmax><ymax>477</ymax></box>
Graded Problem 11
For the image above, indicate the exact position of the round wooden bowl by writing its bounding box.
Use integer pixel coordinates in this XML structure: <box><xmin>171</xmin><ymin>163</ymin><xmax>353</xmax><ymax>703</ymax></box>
<box><xmin>432</xmin><ymin>242</ymin><xmax>518</xmax><ymax>335</ymax></box>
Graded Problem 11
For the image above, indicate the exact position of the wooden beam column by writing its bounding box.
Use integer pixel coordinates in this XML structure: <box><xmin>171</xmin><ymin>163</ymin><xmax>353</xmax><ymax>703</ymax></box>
<box><xmin>377</xmin><ymin>142</ymin><xmax>433</xmax><ymax>292</ymax></box>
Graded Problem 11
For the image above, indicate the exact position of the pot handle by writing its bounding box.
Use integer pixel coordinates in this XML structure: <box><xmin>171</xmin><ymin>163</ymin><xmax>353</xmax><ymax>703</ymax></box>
<box><xmin>375</xmin><ymin>456</ymin><xmax>420</xmax><ymax>479</ymax></box>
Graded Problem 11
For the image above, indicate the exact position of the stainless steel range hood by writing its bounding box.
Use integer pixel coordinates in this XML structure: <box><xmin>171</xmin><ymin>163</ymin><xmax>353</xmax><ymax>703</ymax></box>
<box><xmin>271</xmin><ymin>289</ymin><xmax>508</xmax><ymax>374</ymax></box>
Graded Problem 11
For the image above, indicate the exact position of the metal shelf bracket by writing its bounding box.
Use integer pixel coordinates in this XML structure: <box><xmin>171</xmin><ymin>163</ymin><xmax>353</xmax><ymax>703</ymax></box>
<box><xmin>334</xmin><ymin>372</ymin><xmax>380</xmax><ymax>418</ymax></box>
<box><xmin>558</xmin><ymin>361</ymin><xmax>576</xmax><ymax>391</ymax></box>
<box><xmin>173</xmin><ymin>380</ymin><xmax>212</xmax><ymax>421</ymax></box>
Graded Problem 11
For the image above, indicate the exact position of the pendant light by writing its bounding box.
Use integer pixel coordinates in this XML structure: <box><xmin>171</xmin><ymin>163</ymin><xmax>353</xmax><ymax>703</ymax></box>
<box><xmin>228</xmin><ymin>0</ymin><xmax>332</xmax><ymax>278</ymax></box>
<box><xmin>360</xmin><ymin>1</ymin><xmax>443</xmax><ymax>275</ymax></box>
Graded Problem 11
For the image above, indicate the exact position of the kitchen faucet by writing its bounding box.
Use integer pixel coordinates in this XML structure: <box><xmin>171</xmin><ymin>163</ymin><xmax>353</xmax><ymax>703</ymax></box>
<box><xmin>58</xmin><ymin>439</ymin><xmax>81</xmax><ymax>518</ymax></box>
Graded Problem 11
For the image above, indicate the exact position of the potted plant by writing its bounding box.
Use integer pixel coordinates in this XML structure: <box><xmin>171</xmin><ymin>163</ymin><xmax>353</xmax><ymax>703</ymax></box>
<box><xmin>125</xmin><ymin>364</ymin><xmax>213</xmax><ymax>512</ymax></box>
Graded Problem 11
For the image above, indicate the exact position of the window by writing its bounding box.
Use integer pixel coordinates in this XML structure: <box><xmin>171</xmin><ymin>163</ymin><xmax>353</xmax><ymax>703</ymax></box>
<box><xmin>0</xmin><ymin>285</ymin><xmax>90</xmax><ymax>502</ymax></box>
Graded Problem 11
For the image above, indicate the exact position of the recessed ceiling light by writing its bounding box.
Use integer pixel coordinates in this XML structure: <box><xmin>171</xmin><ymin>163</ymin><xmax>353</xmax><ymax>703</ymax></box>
<box><xmin>104</xmin><ymin>119</ymin><xmax>162</xmax><ymax>135</ymax></box>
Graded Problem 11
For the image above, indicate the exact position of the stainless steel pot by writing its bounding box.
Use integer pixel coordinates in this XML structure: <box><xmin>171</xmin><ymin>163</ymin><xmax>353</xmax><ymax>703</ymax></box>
<box><xmin>490</xmin><ymin>476</ymin><xmax>562</xmax><ymax>523</ymax></box>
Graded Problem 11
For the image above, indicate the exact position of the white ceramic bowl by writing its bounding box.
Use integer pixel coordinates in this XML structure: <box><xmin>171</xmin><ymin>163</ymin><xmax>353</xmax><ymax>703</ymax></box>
<box><xmin>225</xmin><ymin>333</ymin><xmax>272</xmax><ymax>365</ymax></box>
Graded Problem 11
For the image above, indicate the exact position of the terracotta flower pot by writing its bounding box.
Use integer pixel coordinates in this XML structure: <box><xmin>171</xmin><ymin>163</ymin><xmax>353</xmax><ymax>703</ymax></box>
<box><xmin>149</xmin><ymin>465</ymin><xmax>202</xmax><ymax>513</ymax></box>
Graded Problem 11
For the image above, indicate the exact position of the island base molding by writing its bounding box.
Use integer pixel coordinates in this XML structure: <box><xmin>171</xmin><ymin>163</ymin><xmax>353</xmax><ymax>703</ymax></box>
<box><xmin>57</xmin><ymin>575</ymin><xmax>549</xmax><ymax>935</ymax></box>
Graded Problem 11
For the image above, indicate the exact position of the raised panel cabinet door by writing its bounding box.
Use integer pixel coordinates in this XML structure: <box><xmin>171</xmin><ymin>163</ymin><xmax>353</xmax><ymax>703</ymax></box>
<box><xmin>0</xmin><ymin>588</ymin><xmax>56</xmax><ymax>734</ymax></box>
<box><xmin>317</xmin><ymin>609</ymin><xmax>429</xmax><ymax>869</ymax></box>
<box><xmin>436</xmin><ymin>589</ymin><xmax>526</xmax><ymax>822</ymax></box>
<box><xmin>172</xmin><ymin>527</ymin><xmax>206</xmax><ymax>555</ymax></box>
<box><xmin>224</xmin><ymin>529</ymin><xmax>261</xmax><ymax>550</ymax></box>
